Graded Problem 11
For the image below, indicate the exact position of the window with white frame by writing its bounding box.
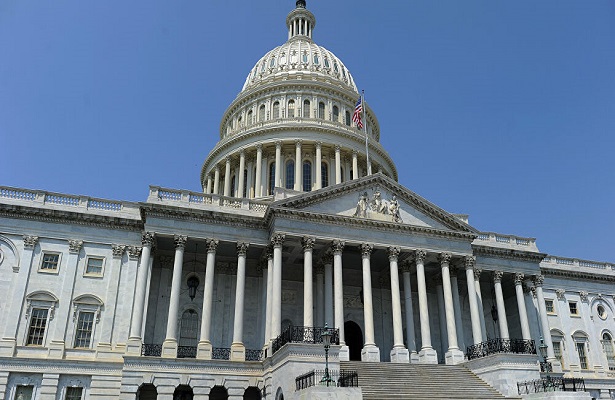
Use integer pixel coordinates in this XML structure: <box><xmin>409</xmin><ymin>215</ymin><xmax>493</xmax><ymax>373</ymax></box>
<box><xmin>597</xmin><ymin>304</ymin><xmax>608</xmax><ymax>320</ymax></box>
<box><xmin>576</xmin><ymin>342</ymin><xmax>588</xmax><ymax>369</ymax></box>
<box><xmin>602</xmin><ymin>332</ymin><xmax>615</xmax><ymax>371</ymax></box>
<box><xmin>40</xmin><ymin>252</ymin><xmax>60</xmax><ymax>272</ymax></box>
<box><xmin>84</xmin><ymin>256</ymin><xmax>104</xmax><ymax>276</ymax></box>
<box><xmin>24</xmin><ymin>291</ymin><xmax>58</xmax><ymax>347</ymax></box>
<box><xmin>569</xmin><ymin>301</ymin><xmax>579</xmax><ymax>316</ymax></box>
<box><xmin>72</xmin><ymin>295</ymin><xmax>102</xmax><ymax>349</ymax></box>
<box><xmin>545</xmin><ymin>299</ymin><xmax>555</xmax><ymax>314</ymax></box>
<box><xmin>552</xmin><ymin>340</ymin><xmax>564</xmax><ymax>368</ymax></box>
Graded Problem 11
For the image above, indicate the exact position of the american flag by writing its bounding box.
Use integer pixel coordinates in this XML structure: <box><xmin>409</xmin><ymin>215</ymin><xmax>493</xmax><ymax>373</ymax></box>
<box><xmin>352</xmin><ymin>96</ymin><xmax>363</xmax><ymax>129</ymax></box>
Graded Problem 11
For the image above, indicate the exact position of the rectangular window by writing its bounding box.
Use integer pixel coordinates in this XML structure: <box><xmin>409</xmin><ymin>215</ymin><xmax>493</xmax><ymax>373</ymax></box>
<box><xmin>27</xmin><ymin>308</ymin><xmax>48</xmax><ymax>346</ymax></box>
<box><xmin>576</xmin><ymin>342</ymin><xmax>588</xmax><ymax>369</ymax></box>
<box><xmin>74</xmin><ymin>311</ymin><xmax>95</xmax><ymax>348</ymax></box>
<box><xmin>85</xmin><ymin>257</ymin><xmax>104</xmax><ymax>276</ymax></box>
<box><xmin>602</xmin><ymin>340</ymin><xmax>615</xmax><ymax>371</ymax></box>
<box><xmin>14</xmin><ymin>386</ymin><xmax>34</xmax><ymax>400</ymax></box>
<box><xmin>553</xmin><ymin>341</ymin><xmax>564</xmax><ymax>368</ymax></box>
<box><xmin>64</xmin><ymin>387</ymin><xmax>83</xmax><ymax>400</ymax></box>
<box><xmin>569</xmin><ymin>301</ymin><xmax>578</xmax><ymax>315</ymax></box>
<box><xmin>41</xmin><ymin>253</ymin><xmax>60</xmax><ymax>271</ymax></box>
<box><xmin>545</xmin><ymin>299</ymin><xmax>554</xmax><ymax>314</ymax></box>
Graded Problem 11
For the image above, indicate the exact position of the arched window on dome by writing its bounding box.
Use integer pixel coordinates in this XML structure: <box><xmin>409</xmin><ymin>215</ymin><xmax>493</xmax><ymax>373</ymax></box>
<box><xmin>238</xmin><ymin>115</ymin><xmax>243</xmax><ymax>128</ymax></box>
<box><xmin>259</xmin><ymin>105</ymin><xmax>266</xmax><ymax>122</ymax></box>
<box><xmin>280</xmin><ymin>52</ymin><xmax>287</xmax><ymax>65</ymax></box>
<box><xmin>332</xmin><ymin>106</ymin><xmax>339</xmax><ymax>122</ymax></box>
<box><xmin>303</xmin><ymin>100</ymin><xmax>310</xmax><ymax>118</ymax></box>
<box><xmin>288</xmin><ymin>100</ymin><xmax>295</xmax><ymax>118</ymax></box>
<box><xmin>273</xmin><ymin>102</ymin><xmax>280</xmax><ymax>119</ymax></box>
<box><xmin>321</xmin><ymin>162</ymin><xmax>329</xmax><ymax>188</ymax></box>
<box><xmin>247</xmin><ymin>110</ymin><xmax>253</xmax><ymax>125</ymax></box>
<box><xmin>313</xmin><ymin>54</ymin><xmax>320</xmax><ymax>65</ymax></box>
<box><xmin>230</xmin><ymin>175</ymin><xmax>236</xmax><ymax>197</ymax></box>
<box><xmin>243</xmin><ymin>169</ymin><xmax>248</xmax><ymax>198</ymax></box>
<box><xmin>324</xmin><ymin>57</ymin><xmax>330</xmax><ymax>69</ymax></box>
<box><xmin>318</xmin><ymin>102</ymin><xmax>325</xmax><ymax>119</ymax></box>
<box><xmin>602</xmin><ymin>332</ymin><xmax>615</xmax><ymax>371</ymax></box>
<box><xmin>268</xmin><ymin>163</ymin><xmax>275</xmax><ymax>195</ymax></box>
<box><xmin>333</xmin><ymin>62</ymin><xmax>339</xmax><ymax>74</ymax></box>
<box><xmin>269</xmin><ymin>58</ymin><xmax>276</xmax><ymax>68</ymax></box>
<box><xmin>345</xmin><ymin>110</ymin><xmax>351</xmax><ymax>126</ymax></box>
<box><xmin>285</xmin><ymin>160</ymin><xmax>295</xmax><ymax>190</ymax></box>
<box><xmin>302</xmin><ymin>51</ymin><xmax>308</xmax><ymax>64</ymax></box>
<box><xmin>303</xmin><ymin>161</ymin><xmax>312</xmax><ymax>192</ymax></box>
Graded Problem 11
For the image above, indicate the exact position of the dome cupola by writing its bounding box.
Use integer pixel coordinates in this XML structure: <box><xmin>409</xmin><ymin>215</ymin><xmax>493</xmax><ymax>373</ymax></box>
<box><xmin>286</xmin><ymin>0</ymin><xmax>315</xmax><ymax>40</ymax></box>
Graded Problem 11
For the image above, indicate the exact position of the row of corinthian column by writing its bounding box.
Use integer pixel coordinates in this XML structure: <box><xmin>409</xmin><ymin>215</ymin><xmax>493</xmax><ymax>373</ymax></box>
<box><xmin>126</xmin><ymin>232</ymin><xmax>544</xmax><ymax>365</ymax></box>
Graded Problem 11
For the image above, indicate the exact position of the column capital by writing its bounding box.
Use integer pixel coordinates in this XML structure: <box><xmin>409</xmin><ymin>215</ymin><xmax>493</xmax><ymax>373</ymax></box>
<box><xmin>256</xmin><ymin>143</ymin><xmax>263</xmax><ymax>151</ymax></box>
<box><xmin>579</xmin><ymin>291</ymin><xmax>589</xmax><ymax>302</ymax></box>
<box><xmin>415</xmin><ymin>249</ymin><xmax>427</xmax><ymax>263</ymax></box>
<box><xmin>141</xmin><ymin>232</ymin><xmax>156</xmax><ymax>247</ymax></box>
<box><xmin>68</xmin><ymin>239</ymin><xmax>83</xmax><ymax>254</ymax></box>
<box><xmin>473</xmin><ymin>267</ymin><xmax>482</xmax><ymax>281</ymax></box>
<box><xmin>111</xmin><ymin>244</ymin><xmax>126</xmax><ymax>258</ymax></box>
<box><xmin>493</xmin><ymin>270</ymin><xmax>503</xmax><ymax>283</ymax></box>
<box><xmin>556</xmin><ymin>288</ymin><xmax>566</xmax><ymax>300</ymax></box>
<box><xmin>23</xmin><ymin>235</ymin><xmax>39</xmax><ymax>249</ymax></box>
<box><xmin>275</xmin><ymin>141</ymin><xmax>282</xmax><ymax>149</ymax></box>
<box><xmin>331</xmin><ymin>240</ymin><xmax>345</xmax><ymax>255</ymax></box>
<box><xmin>334</xmin><ymin>145</ymin><xmax>341</xmax><ymax>152</ymax></box>
<box><xmin>237</xmin><ymin>242</ymin><xmax>249</xmax><ymax>256</ymax></box>
<box><xmin>174</xmin><ymin>235</ymin><xmax>188</xmax><ymax>249</ymax></box>
<box><xmin>464</xmin><ymin>255</ymin><xmax>476</xmax><ymax>270</ymax></box>
<box><xmin>514</xmin><ymin>272</ymin><xmax>525</xmax><ymax>285</ymax></box>
<box><xmin>264</xmin><ymin>244</ymin><xmax>274</xmax><ymax>260</ymax></box>
<box><xmin>127</xmin><ymin>245</ymin><xmax>142</xmax><ymax>260</ymax></box>
<box><xmin>271</xmin><ymin>233</ymin><xmax>285</xmax><ymax>247</ymax></box>
<box><xmin>439</xmin><ymin>252</ymin><xmax>452</xmax><ymax>265</ymax></box>
<box><xmin>295</xmin><ymin>139</ymin><xmax>302</xmax><ymax>147</ymax></box>
<box><xmin>352</xmin><ymin>150</ymin><xmax>358</xmax><ymax>156</ymax></box>
<box><xmin>533</xmin><ymin>274</ymin><xmax>544</xmax><ymax>287</ymax></box>
<box><xmin>315</xmin><ymin>141</ymin><xmax>322</xmax><ymax>150</ymax></box>
<box><xmin>400</xmin><ymin>259</ymin><xmax>413</xmax><ymax>273</ymax></box>
<box><xmin>388</xmin><ymin>246</ymin><xmax>401</xmax><ymax>261</ymax></box>
<box><xmin>225</xmin><ymin>156</ymin><xmax>231</xmax><ymax>163</ymax></box>
<box><xmin>205</xmin><ymin>238</ymin><xmax>219</xmax><ymax>253</ymax></box>
<box><xmin>360</xmin><ymin>243</ymin><xmax>373</xmax><ymax>258</ymax></box>
<box><xmin>301</xmin><ymin>236</ymin><xmax>316</xmax><ymax>251</ymax></box>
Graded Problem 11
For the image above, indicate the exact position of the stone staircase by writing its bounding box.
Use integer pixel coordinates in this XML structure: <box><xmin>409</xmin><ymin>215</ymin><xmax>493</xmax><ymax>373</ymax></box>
<box><xmin>340</xmin><ymin>361</ymin><xmax>516</xmax><ymax>399</ymax></box>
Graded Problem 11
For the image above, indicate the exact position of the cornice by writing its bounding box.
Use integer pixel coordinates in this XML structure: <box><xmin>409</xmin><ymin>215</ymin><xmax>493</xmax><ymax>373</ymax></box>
<box><xmin>0</xmin><ymin>357</ymin><xmax>123</xmax><ymax>374</ymax></box>
<box><xmin>140</xmin><ymin>203</ymin><xmax>265</xmax><ymax>230</ymax></box>
<box><xmin>0</xmin><ymin>204</ymin><xmax>143</xmax><ymax>232</ymax></box>
<box><xmin>541</xmin><ymin>267</ymin><xmax>615</xmax><ymax>283</ymax></box>
<box><xmin>122</xmin><ymin>356</ymin><xmax>264</xmax><ymax>374</ymax></box>
<box><xmin>472</xmin><ymin>244</ymin><xmax>547</xmax><ymax>262</ymax></box>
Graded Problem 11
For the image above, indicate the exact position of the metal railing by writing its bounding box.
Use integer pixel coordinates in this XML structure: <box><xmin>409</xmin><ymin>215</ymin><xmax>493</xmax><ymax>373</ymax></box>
<box><xmin>517</xmin><ymin>377</ymin><xmax>585</xmax><ymax>395</ymax></box>
<box><xmin>177</xmin><ymin>346</ymin><xmax>197</xmax><ymax>358</ymax></box>
<box><xmin>212</xmin><ymin>347</ymin><xmax>230</xmax><ymax>360</ymax></box>
<box><xmin>141</xmin><ymin>344</ymin><xmax>162</xmax><ymax>357</ymax></box>
<box><xmin>271</xmin><ymin>325</ymin><xmax>340</xmax><ymax>355</ymax></box>
<box><xmin>295</xmin><ymin>370</ymin><xmax>359</xmax><ymax>391</ymax></box>
<box><xmin>245</xmin><ymin>349</ymin><xmax>264</xmax><ymax>361</ymax></box>
<box><xmin>466</xmin><ymin>338</ymin><xmax>536</xmax><ymax>360</ymax></box>
<box><xmin>540</xmin><ymin>361</ymin><xmax>553</xmax><ymax>373</ymax></box>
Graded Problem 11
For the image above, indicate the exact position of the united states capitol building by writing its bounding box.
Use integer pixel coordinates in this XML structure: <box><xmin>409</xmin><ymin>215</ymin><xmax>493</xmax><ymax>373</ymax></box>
<box><xmin>1</xmin><ymin>2</ymin><xmax>614</xmax><ymax>399</ymax></box>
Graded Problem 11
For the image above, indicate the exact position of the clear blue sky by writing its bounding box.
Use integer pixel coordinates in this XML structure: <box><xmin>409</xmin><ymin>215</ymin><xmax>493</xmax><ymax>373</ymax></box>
<box><xmin>1</xmin><ymin>1</ymin><xmax>613</xmax><ymax>262</ymax></box>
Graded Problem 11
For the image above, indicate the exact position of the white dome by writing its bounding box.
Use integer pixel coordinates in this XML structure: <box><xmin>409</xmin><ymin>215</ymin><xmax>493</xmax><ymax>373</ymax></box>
<box><xmin>241</xmin><ymin>38</ymin><xmax>359</xmax><ymax>94</ymax></box>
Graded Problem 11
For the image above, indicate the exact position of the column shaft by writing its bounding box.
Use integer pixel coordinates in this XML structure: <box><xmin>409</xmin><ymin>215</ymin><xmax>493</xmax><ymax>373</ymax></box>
<box><xmin>206</xmin><ymin>176</ymin><xmax>212</xmax><ymax>194</ymax></box>
<box><xmin>360</xmin><ymin>245</ymin><xmax>376</xmax><ymax>346</ymax></box>
<box><xmin>514</xmin><ymin>273</ymin><xmax>532</xmax><ymax>340</ymax></box>
<box><xmin>198</xmin><ymin>239</ymin><xmax>218</xmax><ymax>356</ymax></box>
<box><xmin>415</xmin><ymin>251</ymin><xmax>432</xmax><ymax>350</ymax></box>
<box><xmin>535</xmin><ymin>276</ymin><xmax>556</xmax><ymax>360</ymax></box>
<box><xmin>474</xmin><ymin>269</ymin><xmax>487</xmax><ymax>341</ymax></box>
<box><xmin>401</xmin><ymin>266</ymin><xmax>417</xmax><ymax>355</ymax></box>
<box><xmin>264</xmin><ymin>251</ymin><xmax>273</xmax><ymax>347</ymax></box>
<box><xmin>450</xmin><ymin>271</ymin><xmax>465</xmax><ymax>351</ymax></box>
<box><xmin>274</xmin><ymin>142</ymin><xmax>282</xmax><ymax>189</ymax></box>
<box><xmin>335</xmin><ymin>146</ymin><xmax>342</xmax><ymax>184</ymax></box>
<box><xmin>352</xmin><ymin>152</ymin><xmax>358</xmax><ymax>180</ymax></box>
<box><xmin>238</xmin><ymin>151</ymin><xmax>246</xmax><ymax>198</ymax></box>
<box><xmin>315</xmin><ymin>143</ymin><xmax>322</xmax><ymax>189</ymax></box>
<box><xmin>302</xmin><ymin>237</ymin><xmax>314</xmax><ymax>327</ymax></box>
<box><xmin>271</xmin><ymin>234</ymin><xmax>284</xmax><ymax>339</ymax></box>
<box><xmin>440</xmin><ymin>254</ymin><xmax>459</xmax><ymax>350</ymax></box>
<box><xmin>164</xmin><ymin>236</ymin><xmax>187</xmax><ymax>345</ymax></box>
<box><xmin>332</xmin><ymin>241</ymin><xmax>345</xmax><ymax>344</ymax></box>
<box><xmin>324</xmin><ymin>260</ymin><xmax>333</xmax><ymax>327</ymax></box>
<box><xmin>493</xmin><ymin>271</ymin><xmax>509</xmax><ymax>339</ymax></box>
<box><xmin>464</xmin><ymin>257</ymin><xmax>482</xmax><ymax>345</ymax></box>
<box><xmin>129</xmin><ymin>234</ymin><xmax>154</xmax><ymax>340</ymax></box>
<box><xmin>295</xmin><ymin>141</ymin><xmax>302</xmax><ymax>191</ymax></box>
<box><xmin>255</xmin><ymin>146</ymin><xmax>263</xmax><ymax>197</ymax></box>
<box><xmin>213</xmin><ymin>167</ymin><xmax>220</xmax><ymax>195</ymax></box>
<box><xmin>223</xmin><ymin>158</ymin><xmax>231</xmax><ymax>197</ymax></box>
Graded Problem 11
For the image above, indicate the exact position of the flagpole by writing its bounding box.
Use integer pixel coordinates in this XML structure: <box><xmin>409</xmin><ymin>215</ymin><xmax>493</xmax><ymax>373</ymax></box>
<box><xmin>362</xmin><ymin>90</ymin><xmax>371</xmax><ymax>175</ymax></box>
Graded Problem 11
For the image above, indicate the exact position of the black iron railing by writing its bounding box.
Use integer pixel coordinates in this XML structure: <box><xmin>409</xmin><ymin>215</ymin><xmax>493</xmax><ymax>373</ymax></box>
<box><xmin>177</xmin><ymin>345</ymin><xmax>197</xmax><ymax>358</ymax></box>
<box><xmin>540</xmin><ymin>361</ymin><xmax>553</xmax><ymax>373</ymax></box>
<box><xmin>295</xmin><ymin>370</ymin><xmax>359</xmax><ymax>391</ymax></box>
<box><xmin>245</xmin><ymin>349</ymin><xmax>264</xmax><ymax>361</ymax></box>
<box><xmin>517</xmin><ymin>377</ymin><xmax>585</xmax><ymax>395</ymax></box>
<box><xmin>466</xmin><ymin>338</ymin><xmax>536</xmax><ymax>360</ymax></box>
<box><xmin>272</xmin><ymin>325</ymin><xmax>340</xmax><ymax>355</ymax></box>
<box><xmin>141</xmin><ymin>343</ymin><xmax>162</xmax><ymax>357</ymax></box>
<box><xmin>212</xmin><ymin>347</ymin><xmax>230</xmax><ymax>360</ymax></box>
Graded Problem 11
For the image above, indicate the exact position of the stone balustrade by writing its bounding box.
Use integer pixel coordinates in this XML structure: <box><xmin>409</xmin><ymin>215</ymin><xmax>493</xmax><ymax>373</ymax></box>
<box><xmin>542</xmin><ymin>255</ymin><xmax>614</xmax><ymax>271</ymax></box>
<box><xmin>474</xmin><ymin>232</ymin><xmax>538</xmax><ymax>251</ymax></box>
<box><xmin>148</xmin><ymin>186</ymin><xmax>270</xmax><ymax>214</ymax></box>
<box><xmin>0</xmin><ymin>186</ymin><xmax>140</xmax><ymax>218</ymax></box>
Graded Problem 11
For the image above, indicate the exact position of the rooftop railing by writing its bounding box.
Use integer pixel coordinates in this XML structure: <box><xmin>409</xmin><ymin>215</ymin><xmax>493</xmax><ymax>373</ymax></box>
<box><xmin>148</xmin><ymin>186</ymin><xmax>270</xmax><ymax>214</ymax></box>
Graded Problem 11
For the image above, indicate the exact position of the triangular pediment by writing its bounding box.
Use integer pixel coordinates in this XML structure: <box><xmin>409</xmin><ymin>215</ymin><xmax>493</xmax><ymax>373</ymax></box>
<box><xmin>270</xmin><ymin>174</ymin><xmax>477</xmax><ymax>233</ymax></box>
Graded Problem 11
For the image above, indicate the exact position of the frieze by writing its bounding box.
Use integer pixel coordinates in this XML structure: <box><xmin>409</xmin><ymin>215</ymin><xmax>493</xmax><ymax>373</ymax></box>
<box><xmin>353</xmin><ymin>188</ymin><xmax>403</xmax><ymax>224</ymax></box>
<box><xmin>472</xmin><ymin>244</ymin><xmax>546</xmax><ymax>262</ymax></box>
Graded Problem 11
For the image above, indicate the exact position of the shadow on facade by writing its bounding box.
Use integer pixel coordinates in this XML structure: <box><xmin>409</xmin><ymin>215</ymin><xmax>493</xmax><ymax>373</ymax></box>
<box><xmin>345</xmin><ymin>320</ymin><xmax>363</xmax><ymax>361</ymax></box>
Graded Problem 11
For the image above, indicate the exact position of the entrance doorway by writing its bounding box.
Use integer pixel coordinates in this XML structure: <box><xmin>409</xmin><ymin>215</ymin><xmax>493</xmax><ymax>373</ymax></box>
<box><xmin>344</xmin><ymin>321</ymin><xmax>363</xmax><ymax>361</ymax></box>
<box><xmin>173</xmin><ymin>385</ymin><xmax>193</xmax><ymax>400</ymax></box>
<box><xmin>136</xmin><ymin>384</ymin><xmax>157</xmax><ymax>400</ymax></box>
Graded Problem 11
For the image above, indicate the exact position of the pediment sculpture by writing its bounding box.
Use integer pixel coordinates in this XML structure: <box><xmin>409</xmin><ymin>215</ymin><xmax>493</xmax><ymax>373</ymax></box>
<box><xmin>353</xmin><ymin>189</ymin><xmax>402</xmax><ymax>223</ymax></box>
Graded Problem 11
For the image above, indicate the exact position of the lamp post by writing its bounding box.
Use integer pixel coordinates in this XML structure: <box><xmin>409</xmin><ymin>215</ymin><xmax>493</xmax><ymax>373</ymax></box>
<box><xmin>321</xmin><ymin>323</ymin><xmax>333</xmax><ymax>387</ymax></box>
<box><xmin>538</xmin><ymin>335</ymin><xmax>553</xmax><ymax>388</ymax></box>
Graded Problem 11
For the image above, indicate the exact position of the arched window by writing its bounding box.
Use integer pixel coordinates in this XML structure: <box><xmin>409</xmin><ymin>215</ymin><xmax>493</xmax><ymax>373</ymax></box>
<box><xmin>243</xmin><ymin>169</ymin><xmax>248</xmax><ymax>198</ymax></box>
<box><xmin>247</xmin><ymin>110</ymin><xmax>253</xmax><ymax>125</ymax></box>
<box><xmin>572</xmin><ymin>331</ymin><xmax>589</xmax><ymax>370</ymax></box>
<box><xmin>230</xmin><ymin>175</ymin><xmax>236</xmax><ymax>197</ymax></box>
<box><xmin>259</xmin><ymin>105</ymin><xmax>266</xmax><ymax>121</ymax></box>
<box><xmin>273</xmin><ymin>101</ymin><xmax>280</xmax><ymax>118</ymax></box>
<box><xmin>313</xmin><ymin>54</ymin><xmax>320</xmax><ymax>65</ymax></box>
<box><xmin>318</xmin><ymin>102</ymin><xmax>325</xmax><ymax>119</ymax></box>
<box><xmin>268</xmin><ymin>163</ymin><xmax>276</xmax><ymax>195</ymax></box>
<box><xmin>303</xmin><ymin>100</ymin><xmax>310</xmax><ymax>118</ymax></box>
<box><xmin>345</xmin><ymin>110</ymin><xmax>351</xmax><ymax>125</ymax></box>
<box><xmin>285</xmin><ymin>160</ymin><xmax>295</xmax><ymax>189</ymax></box>
<box><xmin>179</xmin><ymin>309</ymin><xmax>199</xmax><ymax>349</ymax></box>
<box><xmin>332</xmin><ymin>105</ymin><xmax>339</xmax><ymax>122</ymax></box>
<box><xmin>237</xmin><ymin>115</ymin><xmax>242</xmax><ymax>128</ymax></box>
<box><xmin>288</xmin><ymin>100</ymin><xmax>295</xmax><ymax>118</ymax></box>
<box><xmin>602</xmin><ymin>332</ymin><xmax>615</xmax><ymax>371</ymax></box>
<box><xmin>321</xmin><ymin>162</ymin><xmax>329</xmax><ymax>188</ymax></box>
<box><xmin>303</xmin><ymin>161</ymin><xmax>312</xmax><ymax>192</ymax></box>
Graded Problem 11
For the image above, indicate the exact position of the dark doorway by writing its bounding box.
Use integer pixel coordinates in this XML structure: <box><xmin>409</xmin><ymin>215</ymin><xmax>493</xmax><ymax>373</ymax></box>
<box><xmin>209</xmin><ymin>386</ymin><xmax>228</xmax><ymax>400</ymax></box>
<box><xmin>136</xmin><ymin>384</ymin><xmax>157</xmax><ymax>400</ymax></box>
<box><xmin>243</xmin><ymin>386</ymin><xmax>261</xmax><ymax>400</ymax></box>
<box><xmin>344</xmin><ymin>321</ymin><xmax>363</xmax><ymax>361</ymax></box>
<box><xmin>173</xmin><ymin>385</ymin><xmax>193</xmax><ymax>400</ymax></box>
